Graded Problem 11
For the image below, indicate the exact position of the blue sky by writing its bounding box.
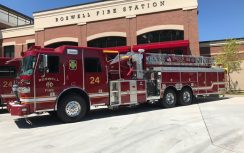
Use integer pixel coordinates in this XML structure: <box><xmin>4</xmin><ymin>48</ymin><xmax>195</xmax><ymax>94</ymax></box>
<box><xmin>0</xmin><ymin>0</ymin><xmax>243</xmax><ymax>41</ymax></box>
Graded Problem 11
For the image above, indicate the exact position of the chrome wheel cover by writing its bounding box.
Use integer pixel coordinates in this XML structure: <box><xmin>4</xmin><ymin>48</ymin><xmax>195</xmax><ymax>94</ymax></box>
<box><xmin>183</xmin><ymin>91</ymin><xmax>191</xmax><ymax>103</ymax></box>
<box><xmin>65</xmin><ymin>101</ymin><xmax>81</xmax><ymax>117</ymax></box>
<box><xmin>165</xmin><ymin>93</ymin><xmax>175</xmax><ymax>105</ymax></box>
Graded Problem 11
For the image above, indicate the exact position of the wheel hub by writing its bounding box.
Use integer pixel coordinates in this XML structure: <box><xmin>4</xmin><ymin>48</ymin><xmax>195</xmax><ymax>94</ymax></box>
<box><xmin>65</xmin><ymin>101</ymin><xmax>81</xmax><ymax>117</ymax></box>
<box><xmin>183</xmin><ymin>91</ymin><xmax>191</xmax><ymax>103</ymax></box>
<box><xmin>166</xmin><ymin>93</ymin><xmax>175</xmax><ymax>105</ymax></box>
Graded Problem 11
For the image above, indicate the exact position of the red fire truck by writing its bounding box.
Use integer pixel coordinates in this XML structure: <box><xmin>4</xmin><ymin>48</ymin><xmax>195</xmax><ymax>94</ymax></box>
<box><xmin>8</xmin><ymin>44</ymin><xmax>225</xmax><ymax>123</ymax></box>
<box><xmin>0</xmin><ymin>58</ymin><xmax>20</xmax><ymax>107</ymax></box>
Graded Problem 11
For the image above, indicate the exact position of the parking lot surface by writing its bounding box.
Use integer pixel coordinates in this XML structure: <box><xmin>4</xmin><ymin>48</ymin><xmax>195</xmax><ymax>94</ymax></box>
<box><xmin>0</xmin><ymin>97</ymin><xmax>244</xmax><ymax>153</ymax></box>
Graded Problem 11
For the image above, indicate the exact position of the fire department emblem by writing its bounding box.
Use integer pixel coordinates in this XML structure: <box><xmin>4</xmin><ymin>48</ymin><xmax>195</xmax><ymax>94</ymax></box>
<box><xmin>69</xmin><ymin>60</ymin><xmax>77</xmax><ymax>70</ymax></box>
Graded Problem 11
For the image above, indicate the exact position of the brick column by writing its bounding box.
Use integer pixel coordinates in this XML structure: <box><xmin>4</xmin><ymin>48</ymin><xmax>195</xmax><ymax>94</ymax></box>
<box><xmin>35</xmin><ymin>30</ymin><xmax>45</xmax><ymax>47</ymax></box>
<box><xmin>184</xmin><ymin>9</ymin><xmax>200</xmax><ymax>56</ymax></box>
<box><xmin>78</xmin><ymin>23</ymin><xmax>87</xmax><ymax>47</ymax></box>
<box><xmin>15</xmin><ymin>44</ymin><xmax>24</xmax><ymax>58</ymax></box>
<box><xmin>126</xmin><ymin>16</ymin><xmax>137</xmax><ymax>46</ymax></box>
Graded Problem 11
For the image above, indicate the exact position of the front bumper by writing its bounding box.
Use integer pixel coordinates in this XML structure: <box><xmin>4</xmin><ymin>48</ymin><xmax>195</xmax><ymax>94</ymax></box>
<box><xmin>8</xmin><ymin>102</ymin><xmax>30</xmax><ymax>116</ymax></box>
<box><xmin>0</xmin><ymin>94</ymin><xmax>16</xmax><ymax>106</ymax></box>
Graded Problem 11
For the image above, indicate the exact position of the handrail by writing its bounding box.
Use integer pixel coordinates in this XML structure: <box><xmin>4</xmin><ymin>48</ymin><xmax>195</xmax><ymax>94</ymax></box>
<box><xmin>145</xmin><ymin>53</ymin><xmax>214</xmax><ymax>67</ymax></box>
<box><xmin>0</xmin><ymin>10</ymin><xmax>32</xmax><ymax>26</ymax></box>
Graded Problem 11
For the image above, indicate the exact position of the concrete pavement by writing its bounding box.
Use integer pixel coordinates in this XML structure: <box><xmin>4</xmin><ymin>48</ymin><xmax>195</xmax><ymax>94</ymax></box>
<box><xmin>0</xmin><ymin>97</ymin><xmax>244</xmax><ymax>153</ymax></box>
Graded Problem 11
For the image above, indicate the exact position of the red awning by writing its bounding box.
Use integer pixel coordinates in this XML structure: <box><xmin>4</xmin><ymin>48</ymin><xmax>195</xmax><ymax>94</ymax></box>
<box><xmin>104</xmin><ymin>46</ymin><xmax>131</xmax><ymax>53</ymax></box>
<box><xmin>104</xmin><ymin>40</ymin><xmax>189</xmax><ymax>53</ymax></box>
<box><xmin>133</xmin><ymin>40</ymin><xmax>189</xmax><ymax>51</ymax></box>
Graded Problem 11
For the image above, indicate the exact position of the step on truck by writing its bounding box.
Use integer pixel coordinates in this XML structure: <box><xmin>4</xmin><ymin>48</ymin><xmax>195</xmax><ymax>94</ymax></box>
<box><xmin>9</xmin><ymin>45</ymin><xmax>226</xmax><ymax>123</ymax></box>
<box><xmin>0</xmin><ymin>58</ymin><xmax>20</xmax><ymax>108</ymax></box>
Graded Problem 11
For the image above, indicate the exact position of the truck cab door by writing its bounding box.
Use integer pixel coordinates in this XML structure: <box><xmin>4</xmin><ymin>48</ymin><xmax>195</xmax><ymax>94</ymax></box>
<box><xmin>83</xmin><ymin>50</ymin><xmax>108</xmax><ymax>105</ymax></box>
<box><xmin>34</xmin><ymin>54</ymin><xmax>63</xmax><ymax>111</ymax></box>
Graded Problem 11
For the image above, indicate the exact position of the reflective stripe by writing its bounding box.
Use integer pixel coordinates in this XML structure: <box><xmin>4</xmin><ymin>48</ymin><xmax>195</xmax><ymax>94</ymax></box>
<box><xmin>154</xmin><ymin>67</ymin><xmax>225</xmax><ymax>73</ymax></box>
<box><xmin>192</xmin><ymin>82</ymin><xmax>226</xmax><ymax>90</ymax></box>
<box><xmin>137</xmin><ymin>91</ymin><xmax>146</xmax><ymax>94</ymax></box>
<box><xmin>36</xmin><ymin>109</ymin><xmax>55</xmax><ymax>112</ymax></box>
<box><xmin>92</xmin><ymin>103</ymin><xmax>106</xmax><ymax>106</ymax></box>
<box><xmin>20</xmin><ymin>97</ymin><xmax>57</xmax><ymax>103</ymax></box>
<box><xmin>89</xmin><ymin>93</ymin><xmax>109</xmax><ymax>98</ymax></box>
<box><xmin>121</xmin><ymin>91</ymin><xmax>146</xmax><ymax>95</ymax></box>
<box><xmin>1</xmin><ymin>94</ymin><xmax>16</xmax><ymax>98</ymax></box>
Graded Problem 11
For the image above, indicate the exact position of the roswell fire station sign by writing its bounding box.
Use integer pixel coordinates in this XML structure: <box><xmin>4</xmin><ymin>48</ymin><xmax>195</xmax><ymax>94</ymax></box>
<box><xmin>33</xmin><ymin>0</ymin><xmax>198</xmax><ymax>31</ymax></box>
<box><xmin>54</xmin><ymin>1</ymin><xmax>165</xmax><ymax>23</ymax></box>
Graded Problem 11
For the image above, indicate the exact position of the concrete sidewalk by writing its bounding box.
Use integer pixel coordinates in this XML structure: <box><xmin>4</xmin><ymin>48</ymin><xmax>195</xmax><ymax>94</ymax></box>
<box><xmin>0</xmin><ymin>97</ymin><xmax>244</xmax><ymax>153</ymax></box>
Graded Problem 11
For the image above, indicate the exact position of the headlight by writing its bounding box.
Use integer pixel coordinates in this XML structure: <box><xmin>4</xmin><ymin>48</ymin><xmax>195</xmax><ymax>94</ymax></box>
<box><xmin>12</xmin><ymin>84</ymin><xmax>18</xmax><ymax>92</ymax></box>
<box><xmin>18</xmin><ymin>87</ymin><xmax>31</xmax><ymax>94</ymax></box>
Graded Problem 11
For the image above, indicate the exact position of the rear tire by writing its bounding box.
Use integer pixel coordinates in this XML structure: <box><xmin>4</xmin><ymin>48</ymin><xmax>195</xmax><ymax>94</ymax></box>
<box><xmin>57</xmin><ymin>94</ymin><xmax>87</xmax><ymax>123</ymax></box>
<box><xmin>178</xmin><ymin>88</ymin><xmax>193</xmax><ymax>106</ymax></box>
<box><xmin>159</xmin><ymin>89</ymin><xmax>177</xmax><ymax>108</ymax></box>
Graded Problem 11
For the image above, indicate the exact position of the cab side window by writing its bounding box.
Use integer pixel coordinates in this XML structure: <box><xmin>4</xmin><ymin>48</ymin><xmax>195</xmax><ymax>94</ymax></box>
<box><xmin>175</xmin><ymin>50</ymin><xmax>183</xmax><ymax>55</ymax></box>
<box><xmin>84</xmin><ymin>58</ymin><xmax>101</xmax><ymax>73</ymax></box>
<box><xmin>48</xmin><ymin>56</ymin><xmax>59</xmax><ymax>73</ymax></box>
<box><xmin>0</xmin><ymin>66</ymin><xmax>16</xmax><ymax>78</ymax></box>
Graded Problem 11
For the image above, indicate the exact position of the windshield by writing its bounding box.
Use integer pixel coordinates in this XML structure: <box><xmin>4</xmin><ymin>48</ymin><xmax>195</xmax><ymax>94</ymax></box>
<box><xmin>21</xmin><ymin>56</ymin><xmax>36</xmax><ymax>75</ymax></box>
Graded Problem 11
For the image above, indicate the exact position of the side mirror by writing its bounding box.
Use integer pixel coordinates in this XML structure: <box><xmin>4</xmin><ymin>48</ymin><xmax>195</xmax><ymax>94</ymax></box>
<box><xmin>43</xmin><ymin>55</ymin><xmax>48</xmax><ymax>68</ymax></box>
<box><xmin>39</xmin><ymin>54</ymin><xmax>48</xmax><ymax>74</ymax></box>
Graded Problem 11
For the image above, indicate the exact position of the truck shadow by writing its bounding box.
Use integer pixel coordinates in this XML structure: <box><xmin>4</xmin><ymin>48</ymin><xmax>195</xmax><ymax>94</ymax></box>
<box><xmin>14</xmin><ymin>97</ymin><xmax>229</xmax><ymax>129</ymax></box>
<box><xmin>196</xmin><ymin>96</ymin><xmax>229</xmax><ymax>103</ymax></box>
<box><xmin>0</xmin><ymin>108</ymin><xmax>8</xmax><ymax>114</ymax></box>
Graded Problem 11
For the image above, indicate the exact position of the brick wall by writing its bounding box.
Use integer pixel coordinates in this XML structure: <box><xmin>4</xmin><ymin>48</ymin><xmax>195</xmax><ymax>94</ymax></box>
<box><xmin>200</xmin><ymin>42</ymin><xmax>244</xmax><ymax>57</ymax></box>
<box><xmin>230</xmin><ymin>61</ymin><xmax>244</xmax><ymax>91</ymax></box>
<box><xmin>2</xmin><ymin>35</ymin><xmax>35</xmax><ymax>57</ymax></box>
<box><xmin>2</xmin><ymin>8</ymin><xmax>200</xmax><ymax>57</ymax></box>
<box><xmin>34</xmin><ymin>9</ymin><xmax>199</xmax><ymax>55</ymax></box>
<box><xmin>200</xmin><ymin>40</ymin><xmax>244</xmax><ymax>91</ymax></box>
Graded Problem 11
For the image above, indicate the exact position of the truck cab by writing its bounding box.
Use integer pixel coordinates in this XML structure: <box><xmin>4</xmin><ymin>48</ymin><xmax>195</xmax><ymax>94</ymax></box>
<box><xmin>0</xmin><ymin>58</ymin><xmax>20</xmax><ymax>107</ymax></box>
<box><xmin>9</xmin><ymin>46</ymin><xmax>109</xmax><ymax>122</ymax></box>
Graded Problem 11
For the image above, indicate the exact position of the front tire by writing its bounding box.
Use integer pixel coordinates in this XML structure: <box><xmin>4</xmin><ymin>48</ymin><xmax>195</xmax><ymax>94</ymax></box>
<box><xmin>159</xmin><ymin>89</ymin><xmax>177</xmax><ymax>108</ymax></box>
<box><xmin>178</xmin><ymin>88</ymin><xmax>193</xmax><ymax>106</ymax></box>
<box><xmin>57</xmin><ymin>94</ymin><xmax>87</xmax><ymax>123</ymax></box>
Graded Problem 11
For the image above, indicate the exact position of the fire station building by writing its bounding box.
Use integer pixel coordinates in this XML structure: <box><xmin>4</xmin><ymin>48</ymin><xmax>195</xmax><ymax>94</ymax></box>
<box><xmin>0</xmin><ymin>0</ymin><xmax>199</xmax><ymax>58</ymax></box>
<box><xmin>200</xmin><ymin>38</ymin><xmax>244</xmax><ymax>91</ymax></box>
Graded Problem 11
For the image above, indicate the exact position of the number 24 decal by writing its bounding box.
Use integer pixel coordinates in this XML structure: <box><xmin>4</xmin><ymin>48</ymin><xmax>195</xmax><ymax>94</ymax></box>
<box><xmin>3</xmin><ymin>81</ymin><xmax>12</xmax><ymax>88</ymax></box>
<box><xmin>90</xmin><ymin>77</ymin><xmax>100</xmax><ymax>84</ymax></box>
